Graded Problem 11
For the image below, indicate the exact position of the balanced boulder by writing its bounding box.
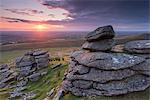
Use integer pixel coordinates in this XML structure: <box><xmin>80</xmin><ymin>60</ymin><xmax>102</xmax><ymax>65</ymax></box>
<box><xmin>15</xmin><ymin>50</ymin><xmax>49</xmax><ymax>82</ymax></box>
<box><xmin>82</xmin><ymin>25</ymin><xmax>115</xmax><ymax>51</ymax></box>
<box><xmin>85</xmin><ymin>25</ymin><xmax>115</xmax><ymax>42</ymax></box>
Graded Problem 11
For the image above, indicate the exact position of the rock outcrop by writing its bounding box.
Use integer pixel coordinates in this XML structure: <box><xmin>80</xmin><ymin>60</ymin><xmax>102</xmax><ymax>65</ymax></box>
<box><xmin>16</xmin><ymin>50</ymin><xmax>49</xmax><ymax>81</ymax></box>
<box><xmin>0</xmin><ymin>64</ymin><xmax>16</xmax><ymax>88</ymax></box>
<box><xmin>62</xmin><ymin>25</ymin><xmax>150</xmax><ymax>96</ymax></box>
<box><xmin>9</xmin><ymin>50</ymin><xmax>49</xmax><ymax>98</ymax></box>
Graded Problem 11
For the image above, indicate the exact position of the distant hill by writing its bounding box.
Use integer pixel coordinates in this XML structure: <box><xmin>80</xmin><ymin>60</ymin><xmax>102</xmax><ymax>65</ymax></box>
<box><xmin>115</xmin><ymin>33</ymin><xmax>150</xmax><ymax>44</ymax></box>
<box><xmin>0</xmin><ymin>33</ymin><xmax>149</xmax><ymax>51</ymax></box>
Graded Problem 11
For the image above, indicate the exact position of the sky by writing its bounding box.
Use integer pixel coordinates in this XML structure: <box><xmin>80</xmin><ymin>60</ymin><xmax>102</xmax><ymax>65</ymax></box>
<box><xmin>0</xmin><ymin>0</ymin><xmax>149</xmax><ymax>31</ymax></box>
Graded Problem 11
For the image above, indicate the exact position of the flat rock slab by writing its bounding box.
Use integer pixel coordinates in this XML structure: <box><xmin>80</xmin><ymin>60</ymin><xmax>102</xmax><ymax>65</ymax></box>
<box><xmin>67</xmin><ymin>61</ymin><xmax>90</xmax><ymax>75</ymax></box>
<box><xmin>82</xmin><ymin>39</ymin><xmax>115</xmax><ymax>51</ymax></box>
<box><xmin>16</xmin><ymin>56</ymin><xmax>34</xmax><ymax>64</ymax></box>
<box><xmin>124</xmin><ymin>40</ymin><xmax>150</xmax><ymax>54</ymax></box>
<box><xmin>0</xmin><ymin>64</ymin><xmax>8</xmax><ymax>70</ymax></box>
<box><xmin>16</xmin><ymin>61</ymin><xmax>33</xmax><ymax>67</ymax></box>
<box><xmin>63</xmin><ymin>75</ymin><xmax>150</xmax><ymax>96</ymax></box>
<box><xmin>85</xmin><ymin>25</ymin><xmax>115</xmax><ymax>42</ymax></box>
<box><xmin>130</xmin><ymin>59</ymin><xmax>150</xmax><ymax>76</ymax></box>
<box><xmin>71</xmin><ymin>51</ymin><xmax>145</xmax><ymax>70</ymax></box>
<box><xmin>37</xmin><ymin>61</ymin><xmax>49</xmax><ymax>69</ymax></box>
<box><xmin>93</xmin><ymin>75</ymin><xmax>150</xmax><ymax>96</ymax></box>
<box><xmin>66</xmin><ymin>67</ymin><xmax>135</xmax><ymax>83</ymax></box>
<box><xmin>34</xmin><ymin>54</ymin><xmax>49</xmax><ymax>59</ymax></box>
<box><xmin>35</xmin><ymin>57</ymin><xmax>49</xmax><ymax>63</ymax></box>
<box><xmin>28</xmin><ymin>73</ymin><xmax>40</xmax><ymax>82</ymax></box>
<box><xmin>33</xmin><ymin>50</ymin><xmax>48</xmax><ymax>56</ymax></box>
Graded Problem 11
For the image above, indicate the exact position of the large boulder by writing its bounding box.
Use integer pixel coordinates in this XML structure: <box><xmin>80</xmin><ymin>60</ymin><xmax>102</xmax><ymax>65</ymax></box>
<box><xmin>71</xmin><ymin>51</ymin><xmax>145</xmax><ymax>70</ymax></box>
<box><xmin>85</xmin><ymin>25</ymin><xmax>115</xmax><ymax>42</ymax></box>
<box><xmin>124</xmin><ymin>40</ymin><xmax>150</xmax><ymax>54</ymax></box>
<box><xmin>82</xmin><ymin>39</ymin><xmax>115</xmax><ymax>51</ymax></box>
<box><xmin>33</xmin><ymin>50</ymin><xmax>48</xmax><ymax>56</ymax></box>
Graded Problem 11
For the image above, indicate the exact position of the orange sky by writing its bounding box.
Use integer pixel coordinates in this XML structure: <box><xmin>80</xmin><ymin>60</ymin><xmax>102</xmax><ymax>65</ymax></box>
<box><xmin>0</xmin><ymin>21</ymin><xmax>65</xmax><ymax>31</ymax></box>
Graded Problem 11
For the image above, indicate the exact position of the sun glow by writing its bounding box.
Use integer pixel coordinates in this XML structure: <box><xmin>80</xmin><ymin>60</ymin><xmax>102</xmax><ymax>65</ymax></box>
<box><xmin>34</xmin><ymin>24</ymin><xmax>47</xmax><ymax>31</ymax></box>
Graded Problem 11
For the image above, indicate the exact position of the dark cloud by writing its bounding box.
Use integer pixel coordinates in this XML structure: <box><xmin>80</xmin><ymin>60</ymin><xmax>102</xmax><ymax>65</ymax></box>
<box><xmin>2</xmin><ymin>0</ymin><xmax>149</xmax><ymax>31</ymax></box>
<box><xmin>4</xmin><ymin>9</ymin><xmax>33</xmax><ymax>16</ymax></box>
<box><xmin>4</xmin><ymin>8</ymin><xmax>44</xmax><ymax>16</ymax></box>
<box><xmin>1</xmin><ymin>16</ymin><xmax>68</xmax><ymax>25</ymax></box>
<box><xmin>1</xmin><ymin>17</ymin><xmax>38</xmax><ymax>23</ymax></box>
<box><xmin>37</xmin><ymin>0</ymin><xmax>149</xmax><ymax>30</ymax></box>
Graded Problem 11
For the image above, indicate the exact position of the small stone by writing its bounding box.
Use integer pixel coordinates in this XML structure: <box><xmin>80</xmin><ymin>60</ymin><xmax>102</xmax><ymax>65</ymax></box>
<box><xmin>51</xmin><ymin>64</ymin><xmax>62</xmax><ymax>69</ymax></box>
<box><xmin>17</xmin><ymin>79</ymin><xmax>28</xmax><ymax>87</ymax></box>
<box><xmin>28</xmin><ymin>73</ymin><xmax>40</xmax><ymax>82</ymax></box>
<box><xmin>47</xmin><ymin>88</ymin><xmax>55</xmax><ymax>97</ymax></box>
<box><xmin>53</xmin><ymin>88</ymin><xmax>64</xmax><ymax>100</ymax></box>
<box><xmin>72</xmin><ymin>80</ymin><xmax>93</xmax><ymax>89</ymax></box>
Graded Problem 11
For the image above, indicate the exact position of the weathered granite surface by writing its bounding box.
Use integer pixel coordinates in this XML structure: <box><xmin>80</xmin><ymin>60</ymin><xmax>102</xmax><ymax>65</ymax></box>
<box><xmin>85</xmin><ymin>25</ymin><xmax>115</xmax><ymax>42</ymax></box>
<box><xmin>124</xmin><ymin>40</ymin><xmax>150</xmax><ymax>54</ymax></box>
<box><xmin>62</xmin><ymin>25</ymin><xmax>150</xmax><ymax>96</ymax></box>
<box><xmin>82</xmin><ymin>39</ymin><xmax>115</xmax><ymax>51</ymax></box>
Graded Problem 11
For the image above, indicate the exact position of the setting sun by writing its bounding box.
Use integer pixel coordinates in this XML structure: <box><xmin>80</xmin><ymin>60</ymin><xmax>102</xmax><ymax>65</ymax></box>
<box><xmin>34</xmin><ymin>24</ymin><xmax>47</xmax><ymax>31</ymax></box>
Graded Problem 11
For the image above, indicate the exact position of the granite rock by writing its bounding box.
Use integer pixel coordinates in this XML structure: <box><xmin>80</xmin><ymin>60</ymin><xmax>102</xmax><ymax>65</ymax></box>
<box><xmin>124</xmin><ymin>40</ymin><xmax>150</xmax><ymax>54</ymax></box>
<box><xmin>85</xmin><ymin>25</ymin><xmax>115</xmax><ymax>42</ymax></box>
<box><xmin>82</xmin><ymin>39</ymin><xmax>115</xmax><ymax>51</ymax></box>
<box><xmin>71</xmin><ymin>51</ymin><xmax>145</xmax><ymax>70</ymax></box>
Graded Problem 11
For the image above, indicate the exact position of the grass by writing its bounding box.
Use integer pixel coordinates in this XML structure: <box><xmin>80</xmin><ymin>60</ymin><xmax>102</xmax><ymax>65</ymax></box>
<box><xmin>24</xmin><ymin>64</ymin><xmax>68</xmax><ymax>100</ymax></box>
<box><xmin>0</xmin><ymin>47</ymin><xmax>150</xmax><ymax>100</ymax></box>
<box><xmin>0</xmin><ymin>47</ymin><xmax>79</xmax><ymax>64</ymax></box>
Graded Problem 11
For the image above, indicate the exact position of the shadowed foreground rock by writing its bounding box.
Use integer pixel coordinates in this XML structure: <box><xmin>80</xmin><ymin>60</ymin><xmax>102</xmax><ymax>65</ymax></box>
<box><xmin>62</xmin><ymin>25</ymin><xmax>150</xmax><ymax>96</ymax></box>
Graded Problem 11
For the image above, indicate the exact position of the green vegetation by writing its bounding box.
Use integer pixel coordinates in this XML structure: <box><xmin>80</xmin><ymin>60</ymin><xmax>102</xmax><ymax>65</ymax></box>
<box><xmin>0</xmin><ymin>47</ymin><xmax>79</xmax><ymax>64</ymax></box>
<box><xmin>25</xmin><ymin>64</ymin><xmax>68</xmax><ymax>100</ymax></box>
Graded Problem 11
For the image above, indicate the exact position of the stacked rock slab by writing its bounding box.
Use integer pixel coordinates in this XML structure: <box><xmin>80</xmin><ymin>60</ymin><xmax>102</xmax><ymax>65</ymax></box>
<box><xmin>82</xmin><ymin>25</ymin><xmax>115</xmax><ymax>51</ymax></box>
<box><xmin>62</xmin><ymin>25</ymin><xmax>150</xmax><ymax>96</ymax></box>
<box><xmin>0</xmin><ymin>64</ymin><xmax>16</xmax><ymax>88</ymax></box>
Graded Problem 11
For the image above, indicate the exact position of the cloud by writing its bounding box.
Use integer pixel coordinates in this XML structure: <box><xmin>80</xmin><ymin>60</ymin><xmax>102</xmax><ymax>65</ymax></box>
<box><xmin>1</xmin><ymin>16</ymin><xmax>68</xmax><ymax>25</ymax></box>
<box><xmin>4</xmin><ymin>8</ymin><xmax>44</xmax><ymax>16</ymax></box>
<box><xmin>37</xmin><ymin>0</ymin><xmax>149</xmax><ymax>24</ymax></box>
<box><xmin>1</xmin><ymin>0</ymin><xmax>149</xmax><ymax>31</ymax></box>
<box><xmin>37</xmin><ymin>0</ymin><xmax>149</xmax><ymax>31</ymax></box>
<box><xmin>1</xmin><ymin>17</ymin><xmax>39</xmax><ymax>23</ymax></box>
